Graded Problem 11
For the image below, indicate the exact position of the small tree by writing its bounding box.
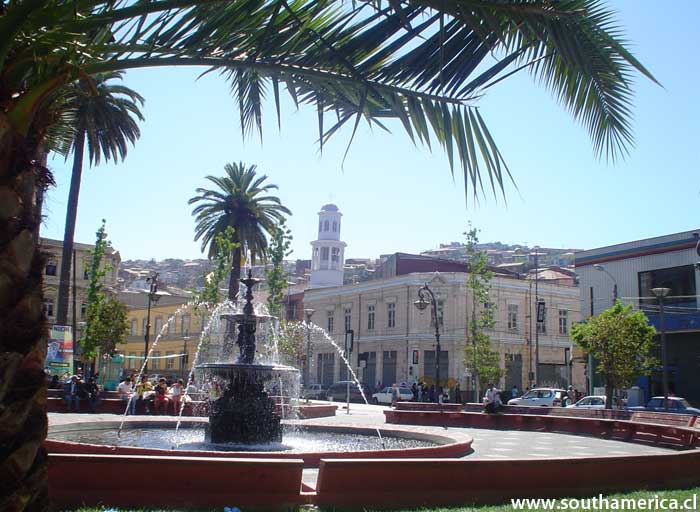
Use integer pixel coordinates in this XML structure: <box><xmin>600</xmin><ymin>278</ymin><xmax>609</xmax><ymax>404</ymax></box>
<box><xmin>81</xmin><ymin>220</ymin><xmax>128</xmax><ymax>361</ymax></box>
<box><xmin>265</xmin><ymin>220</ymin><xmax>292</xmax><ymax>318</ymax></box>
<box><xmin>276</xmin><ymin>320</ymin><xmax>307</xmax><ymax>367</ymax></box>
<box><xmin>571</xmin><ymin>301</ymin><xmax>657</xmax><ymax>409</ymax></box>
<box><xmin>463</xmin><ymin>225</ymin><xmax>504</xmax><ymax>400</ymax></box>
<box><xmin>198</xmin><ymin>226</ymin><xmax>238</xmax><ymax>305</ymax></box>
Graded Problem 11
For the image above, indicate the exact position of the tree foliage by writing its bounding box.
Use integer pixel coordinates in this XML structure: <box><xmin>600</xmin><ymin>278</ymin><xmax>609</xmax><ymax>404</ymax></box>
<box><xmin>571</xmin><ymin>301</ymin><xmax>657</xmax><ymax>409</ymax></box>
<box><xmin>463</xmin><ymin>225</ymin><xmax>504</xmax><ymax>395</ymax></box>
<box><xmin>265</xmin><ymin>220</ymin><xmax>292</xmax><ymax>318</ymax></box>
<box><xmin>275</xmin><ymin>320</ymin><xmax>307</xmax><ymax>367</ymax></box>
<box><xmin>81</xmin><ymin>220</ymin><xmax>129</xmax><ymax>360</ymax></box>
<box><xmin>198</xmin><ymin>226</ymin><xmax>238</xmax><ymax>305</ymax></box>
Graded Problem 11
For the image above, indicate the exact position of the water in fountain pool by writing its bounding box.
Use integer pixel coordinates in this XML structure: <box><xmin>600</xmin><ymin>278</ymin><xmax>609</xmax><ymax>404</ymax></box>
<box><xmin>50</xmin><ymin>427</ymin><xmax>436</xmax><ymax>453</ymax></box>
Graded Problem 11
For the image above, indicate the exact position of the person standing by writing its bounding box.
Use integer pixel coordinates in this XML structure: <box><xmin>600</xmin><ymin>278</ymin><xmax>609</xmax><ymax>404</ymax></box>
<box><xmin>85</xmin><ymin>377</ymin><xmax>100</xmax><ymax>413</ymax></box>
<box><xmin>63</xmin><ymin>375</ymin><xmax>81</xmax><ymax>412</ymax></box>
<box><xmin>511</xmin><ymin>385</ymin><xmax>520</xmax><ymax>400</ymax></box>
<box><xmin>454</xmin><ymin>383</ymin><xmax>462</xmax><ymax>405</ymax></box>
<box><xmin>391</xmin><ymin>384</ymin><xmax>399</xmax><ymax>407</ymax></box>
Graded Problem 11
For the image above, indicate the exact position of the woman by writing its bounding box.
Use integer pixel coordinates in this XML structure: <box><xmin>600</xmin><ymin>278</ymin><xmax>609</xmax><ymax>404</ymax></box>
<box><xmin>169</xmin><ymin>379</ymin><xmax>184</xmax><ymax>415</ymax></box>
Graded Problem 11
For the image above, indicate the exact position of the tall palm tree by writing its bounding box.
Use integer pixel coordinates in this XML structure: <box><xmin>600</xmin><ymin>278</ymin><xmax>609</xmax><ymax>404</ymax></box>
<box><xmin>189</xmin><ymin>162</ymin><xmax>292</xmax><ymax>301</ymax></box>
<box><xmin>0</xmin><ymin>1</ymin><xmax>658</xmax><ymax>509</ymax></box>
<box><xmin>55</xmin><ymin>72</ymin><xmax>145</xmax><ymax>326</ymax></box>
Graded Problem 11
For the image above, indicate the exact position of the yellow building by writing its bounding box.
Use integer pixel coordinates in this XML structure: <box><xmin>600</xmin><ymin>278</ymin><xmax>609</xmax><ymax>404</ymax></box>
<box><xmin>119</xmin><ymin>295</ymin><xmax>206</xmax><ymax>379</ymax></box>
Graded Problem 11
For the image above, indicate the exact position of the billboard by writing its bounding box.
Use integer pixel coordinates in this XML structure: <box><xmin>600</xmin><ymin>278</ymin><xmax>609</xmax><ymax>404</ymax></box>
<box><xmin>46</xmin><ymin>325</ymin><xmax>73</xmax><ymax>376</ymax></box>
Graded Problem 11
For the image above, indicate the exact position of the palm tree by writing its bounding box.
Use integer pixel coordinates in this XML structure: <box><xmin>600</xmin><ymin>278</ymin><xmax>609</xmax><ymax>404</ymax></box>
<box><xmin>0</xmin><ymin>1</ymin><xmax>658</xmax><ymax>508</ymax></box>
<box><xmin>189</xmin><ymin>162</ymin><xmax>291</xmax><ymax>301</ymax></box>
<box><xmin>55</xmin><ymin>72</ymin><xmax>144</xmax><ymax>326</ymax></box>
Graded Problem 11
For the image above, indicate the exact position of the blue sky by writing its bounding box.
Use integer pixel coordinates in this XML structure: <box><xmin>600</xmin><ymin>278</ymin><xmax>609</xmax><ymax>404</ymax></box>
<box><xmin>41</xmin><ymin>0</ymin><xmax>699</xmax><ymax>262</ymax></box>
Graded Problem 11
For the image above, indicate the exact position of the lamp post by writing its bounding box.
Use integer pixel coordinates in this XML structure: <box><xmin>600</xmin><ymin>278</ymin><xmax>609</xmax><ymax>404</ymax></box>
<box><xmin>593</xmin><ymin>264</ymin><xmax>618</xmax><ymax>304</ymax></box>
<box><xmin>345</xmin><ymin>329</ymin><xmax>354</xmax><ymax>414</ymax></box>
<box><xmin>533</xmin><ymin>246</ymin><xmax>540</xmax><ymax>386</ymax></box>
<box><xmin>651</xmin><ymin>287</ymin><xmax>671</xmax><ymax>412</ymax></box>
<box><xmin>181</xmin><ymin>335</ymin><xmax>190</xmax><ymax>380</ymax></box>
<box><xmin>144</xmin><ymin>273</ymin><xmax>159</xmax><ymax>373</ymax></box>
<box><xmin>304</xmin><ymin>308</ymin><xmax>315</xmax><ymax>392</ymax></box>
<box><xmin>414</xmin><ymin>283</ymin><xmax>440</xmax><ymax>402</ymax></box>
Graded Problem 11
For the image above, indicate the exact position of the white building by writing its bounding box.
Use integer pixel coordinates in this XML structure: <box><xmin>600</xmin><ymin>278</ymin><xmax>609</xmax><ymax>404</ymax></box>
<box><xmin>309</xmin><ymin>204</ymin><xmax>346</xmax><ymax>289</ymax></box>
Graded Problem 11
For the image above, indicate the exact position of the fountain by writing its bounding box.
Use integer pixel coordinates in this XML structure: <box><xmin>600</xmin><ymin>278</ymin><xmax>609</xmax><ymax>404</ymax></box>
<box><xmin>198</xmin><ymin>270</ymin><xmax>296</xmax><ymax>444</ymax></box>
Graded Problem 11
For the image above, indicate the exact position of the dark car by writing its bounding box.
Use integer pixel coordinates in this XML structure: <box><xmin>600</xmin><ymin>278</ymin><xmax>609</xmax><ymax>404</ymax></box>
<box><xmin>628</xmin><ymin>396</ymin><xmax>700</xmax><ymax>415</ymax></box>
<box><xmin>326</xmin><ymin>381</ymin><xmax>372</xmax><ymax>403</ymax></box>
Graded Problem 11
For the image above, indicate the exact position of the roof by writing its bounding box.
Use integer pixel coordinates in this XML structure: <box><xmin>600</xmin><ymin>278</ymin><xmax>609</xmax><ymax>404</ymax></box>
<box><xmin>321</xmin><ymin>203</ymin><xmax>339</xmax><ymax>212</ymax></box>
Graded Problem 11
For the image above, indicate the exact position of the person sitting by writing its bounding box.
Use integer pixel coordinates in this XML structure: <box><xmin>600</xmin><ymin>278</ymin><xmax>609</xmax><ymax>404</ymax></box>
<box><xmin>154</xmin><ymin>378</ymin><xmax>171</xmax><ymax>415</ymax></box>
<box><xmin>135</xmin><ymin>375</ymin><xmax>154</xmax><ymax>414</ymax></box>
<box><xmin>63</xmin><ymin>375</ymin><xmax>81</xmax><ymax>412</ymax></box>
<box><xmin>168</xmin><ymin>379</ymin><xmax>184</xmax><ymax>415</ymax></box>
<box><xmin>118</xmin><ymin>377</ymin><xmax>136</xmax><ymax>415</ymax></box>
<box><xmin>483</xmin><ymin>383</ymin><xmax>501</xmax><ymax>414</ymax></box>
<box><xmin>85</xmin><ymin>377</ymin><xmax>100</xmax><ymax>413</ymax></box>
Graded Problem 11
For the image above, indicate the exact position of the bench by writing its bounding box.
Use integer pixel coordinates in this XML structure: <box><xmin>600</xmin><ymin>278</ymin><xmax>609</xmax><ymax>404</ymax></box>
<box><xmin>49</xmin><ymin>453</ymin><xmax>305</xmax><ymax>508</ymax></box>
<box><xmin>46</xmin><ymin>396</ymin><xmax>204</xmax><ymax>416</ymax></box>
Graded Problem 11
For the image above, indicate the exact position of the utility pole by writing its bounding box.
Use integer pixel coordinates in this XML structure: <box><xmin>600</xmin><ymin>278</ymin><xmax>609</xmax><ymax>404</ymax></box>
<box><xmin>588</xmin><ymin>286</ymin><xmax>594</xmax><ymax>395</ymax></box>
<box><xmin>534</xmin><ymin>248</ymin><xmax>540</xmax><ymax>386</ymax></box>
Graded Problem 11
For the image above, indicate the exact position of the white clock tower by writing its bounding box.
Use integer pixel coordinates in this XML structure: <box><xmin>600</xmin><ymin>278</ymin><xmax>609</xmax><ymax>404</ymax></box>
<box><xmin>309</xmin><ymin>204</ymin><xmax>346</xmax><ymax>289</ymax></box>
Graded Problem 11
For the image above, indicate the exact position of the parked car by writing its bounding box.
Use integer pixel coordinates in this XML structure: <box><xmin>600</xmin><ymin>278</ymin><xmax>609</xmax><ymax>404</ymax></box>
<box><xmin>628</xmin><ymin>396</ymin><xmax>700</xmax><ymax>415</ymax></box>
<box><xmin>567</xmin><ymin>395</ymin><xmax>606</xmax><ymax>409</ymax></box>
<box><xmin>302</xmin><ymin>384</ymin><xmax>327</xmax><ymax>400</ymax></box>
<box><xmin>326</xmin><ymin>381</ymin><xmax>372</xmax><ymax>403</ymax></box>
<box><xmin>371</xmin><ymin>386</ymin><xmax>414</xmax><ymax>405</ymax></box>
<box><xmin>507</xmin><ymin>388</ymin><xmax>567</xmax><ymax>407</ymax></box>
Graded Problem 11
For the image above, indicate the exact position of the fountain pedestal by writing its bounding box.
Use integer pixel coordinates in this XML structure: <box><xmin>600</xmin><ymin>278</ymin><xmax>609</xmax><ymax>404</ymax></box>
<box><xmin>199</xmin><ymin>270</ymin><xmax>297</xmax><ymax>445</ymax></box>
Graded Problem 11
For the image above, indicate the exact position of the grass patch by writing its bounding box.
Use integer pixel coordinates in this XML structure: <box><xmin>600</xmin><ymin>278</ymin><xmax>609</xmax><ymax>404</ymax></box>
<box><xmin>67</xmin><ymin>487</ymin><xmax>700</xmax><ymax>512</ymax></box>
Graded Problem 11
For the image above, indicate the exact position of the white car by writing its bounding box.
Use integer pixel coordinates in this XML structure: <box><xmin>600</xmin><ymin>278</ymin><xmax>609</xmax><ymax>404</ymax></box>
<box><xmin>567</xmin><ymin>395</ymin><xmax>606</xmax><ymax>409</ymax></box>
<box><xmin>507</xmin><ymin>388</ymin><xmax>566</xmax><ymax>407</ymax></box>
<box><xmin>371</xmin><ymin>386</ymin><xmax>414</xmax><ymax>405</ymax></box>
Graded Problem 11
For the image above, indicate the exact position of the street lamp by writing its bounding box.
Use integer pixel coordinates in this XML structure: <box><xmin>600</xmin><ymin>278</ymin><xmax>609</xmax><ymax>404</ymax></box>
<box><xmin>593</xmin><ymin>264</ymin><xmax>619</xmax><ymax>304</ymax></box>
<box><xmin>414</xmin><ymin>283</ymin><xmax>441</xmax><ymax>402</ymax></box>
<box><xmin>651</xmin><ymin>287</ymin><xmax>671</xmax><ymax>412</ymax></box>
<box><xmin>144</xmin><ymin>273</ymin><xmax>160</xmax><ymax>373</ymax></box>
<box><xmin>303</xmin><ymin>308</ymin><xmax>315</xmax><ymax>392</ymax></box>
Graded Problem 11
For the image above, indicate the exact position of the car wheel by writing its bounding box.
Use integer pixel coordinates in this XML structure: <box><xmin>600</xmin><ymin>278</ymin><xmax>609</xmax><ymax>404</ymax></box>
<box><xmin>371</xmin><ymin>398</ymin><xmax>379</xmax><ymax>405</ymax></box>
<box><xmin>328</xmin><ymin>395</ymin><xmax>334</xmax><ymax>402</ymax></box>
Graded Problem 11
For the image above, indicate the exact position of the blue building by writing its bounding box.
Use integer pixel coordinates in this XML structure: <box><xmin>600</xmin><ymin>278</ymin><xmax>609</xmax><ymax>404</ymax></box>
<box><xmin>576</xmin><ymin>229</ymin><xmax>700</xmax><ymax>406</ymax></box>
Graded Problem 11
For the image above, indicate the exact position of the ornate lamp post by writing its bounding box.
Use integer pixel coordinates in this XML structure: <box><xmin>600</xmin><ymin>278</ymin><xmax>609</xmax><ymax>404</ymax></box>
<box><xmin>143</xmin><ymin>272</ymin><xmax>159</xmax><ymax>372</ymax></box>
<box><xmin>414</xmin><ymin>283</ymin><xmax>440</xmax><ymax>402</ymax></box>
<box><xmin>303</xmin><ymin>308</ymin><xmax>315</xmax><ymax>390</ymax></box>
<box><xmin>651</xmin><ymin>287</ymin><xmax>671</xmax><ymax>412</ymax></box>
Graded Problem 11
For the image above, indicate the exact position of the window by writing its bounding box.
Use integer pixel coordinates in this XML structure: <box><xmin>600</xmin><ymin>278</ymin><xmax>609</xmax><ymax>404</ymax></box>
<box><xmin>537</xmin><ymin>307</ymin><xmax>547</xmax><ymax>334</ymax></box>
<box><xmin>165</xmin><ymin>351</ymin><xmax>175</xmax><ymax>370</ymax></box>
<box><xmin>387</xmin><ymin>302</ymin><xmax>396</xmax><ymax>328</ymax></box>
<box><xmin>151</xmin><ymin>351</ymin><xmax>161</xmax><ymax>370</ymax></box>
<box><xmin>324</xmin><ymin>220</ymin><xmax>329</xmax><ymax>231</ymax></box>
<box><xmin>83</xmin><ymin>267</ymin><xmax>89</xmax><ymax>280</ymax></box>
<box><xmin>142</xmin><ymin>318</ymin><xmax>148</xmax><ymax>335</ymax></box>
<box><xmin>45</xmin><ymin>260</ymin><xmax>57</xmax><ymax>276</ymax></box>
<box><xmin>181</xmin><ymin>315</ymin><xmax>190</xmax><ymax>336</ymax></box>
<box><xmin>327</xmin><ymin>310</ymin><xmax>334</xmax><ymax>333</ymax></box>
<box><xmin>80</xmin><ymin>302</ymin><xmax>87</xmax><ymax>319</ymax></box>
<box><xmin>344</xmin><ymin>308</ymin><xmax>352</xmax><ymax>332</ymax></box>
<box><xmin>320</xmin><ymin>247</ymin><xmax>329</xmax><ymax>269</ymax></box>
<box><xmin>367</xmin><ymin>304</ymin><xmax>375</xmax><ymax>330</ymax></box>
<box><xmin>43</xmin><ymin>298</ymin><xmax>55</xmax><ymax>318</ymax></box>
<box><xmin>154</xmin><ymin>316</ymin><xmax>163</xmax><ymax>334</ymax></box>
<box><xmin>507</xmin><ymin>304</ymin><xmax>518</xmax><ymax>330</ymax></box>
<box><xmin>332</xmin><ymin>221</ymin><xmax>337</xmax><ymax>232</ymax></box>
<box><xmin>130</xmin><ymin>319</ymin><xmax>138</xmax><ymax>336</ymax></box>
<box><xmin>331</xmin><ymin>247</ymin><xmax>340</xmax><ymax>269</ymax></box>
<box><xmin>431</xmin><ymin>299</ymin><xmax>444</xmax><ymax>327</ymax></box>
<box><xmin>558</xmin><ymin>310</ymin><xmax>568</xmax><ymax>334</ymax></box>
<box><xmin>639</xmin><ymin>265</ymin><xmax>697</xmax><ymax>310</ymax></box>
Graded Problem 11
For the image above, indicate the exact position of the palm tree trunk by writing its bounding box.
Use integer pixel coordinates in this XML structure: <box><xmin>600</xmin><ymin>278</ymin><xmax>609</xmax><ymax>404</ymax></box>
<box><xmin>0</xmin><ymin>112</ymin><xmax>51</xmax><ymax>511</ymax></box>
<box><xmin>56</xmin><ymin>127</ymin><xmax>86</xmax><ymax>326</ymax></box>
<box><xmin>228</xmin><ymin>246</ymin><xmax>242</xmax><ymax>301</ymax></box>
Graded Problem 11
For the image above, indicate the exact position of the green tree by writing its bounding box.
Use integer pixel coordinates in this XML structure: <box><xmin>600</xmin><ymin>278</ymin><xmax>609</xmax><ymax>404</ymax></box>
<box><xmin>463</xmin><ymin>225</ymin><xmax>504</xmax><ymax>400</ymax></box>
<box><xmin>265</xmin><ymin>220</ymin><xmax>293</xmax><ymax>318</ymax></box>
<box><xmin>0</xmin><ymin>1</ymin><xmax>658</xmax><ymax>508</ymax></box>
<box><xmin>81</xmin><ymin>221</ymin><xmax>129</xmax><ymax>361</ymax></box>
<box><xmin>55</xmin><ymin>72</ymin><xmax>144</xmax><ymax>326</ymax></box>
<box><xmin>198</xmin><ymin>227</ymin><xmax>239</xmax><ymax>305</ymax></box>
<box><xmin>571</xmin><ymin>301</ymin><xmax>657</xmax><ymax>410</ymax></box>
<box><xmin>189</xmin><ymin>162</ymin><xmax>291</xmax><ymax>301</ymax></box>
<box><xmin>276</xmin><ymin>320</ymin><xmax>307</xmax><ymax>368</ymax></box>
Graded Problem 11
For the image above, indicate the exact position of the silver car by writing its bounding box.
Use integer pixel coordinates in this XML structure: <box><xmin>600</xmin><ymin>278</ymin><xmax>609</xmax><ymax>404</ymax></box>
<box><xmin>567</xmin><ymin>395</ymin><xmax>606</xmax><ymax>409</ymax></box>
<box><xmin>507</xmin><ymin>388</ymin><xmax>566</xmax><ymax>407</ymax></box>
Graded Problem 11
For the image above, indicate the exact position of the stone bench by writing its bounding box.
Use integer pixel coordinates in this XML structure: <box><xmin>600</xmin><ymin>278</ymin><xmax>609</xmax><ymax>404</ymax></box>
<box><xmin>49</xmin><ymin>453</ymin><xmax>305</xmax><ymax>508</ymax></box>
<box><xmin>46</xmin><ymin>396</ymin><xmax>203</xmax><ymax>416</ymax></box>
<box><xmin>313</xmin><ymin>451</ymin><xmax>700</xmax><ymax>507</ymax></box>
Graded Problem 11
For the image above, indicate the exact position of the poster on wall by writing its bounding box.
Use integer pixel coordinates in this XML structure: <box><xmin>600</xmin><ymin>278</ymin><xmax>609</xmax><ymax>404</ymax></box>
<box><xmin>45</xmin><ymin>325</ymin><xmax>73</xmax><ymax>376</ymax></box>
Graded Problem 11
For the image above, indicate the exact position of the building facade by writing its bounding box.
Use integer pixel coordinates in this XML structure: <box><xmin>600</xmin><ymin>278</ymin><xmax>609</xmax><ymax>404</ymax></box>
<box><xmin>303</xmin><ymin>270</ymin><xmax>582</xmax><ymax>395</ymax></box>
<box><xmin>41</xmin><ymin>237</ymin><xmax>121</xmax><ymax>331</ymax></box>
<box><xmin>576</xmin><ymin>229</ymin><xmax>700</xmax><ymax>405</ymax></box>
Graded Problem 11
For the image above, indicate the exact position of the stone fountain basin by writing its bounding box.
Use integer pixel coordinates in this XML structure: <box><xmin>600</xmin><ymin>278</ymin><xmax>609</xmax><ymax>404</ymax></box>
<box><xmin>45</xmin><ymin>418</ymin><xmax>473</xmax><ymax>466</ymax></box>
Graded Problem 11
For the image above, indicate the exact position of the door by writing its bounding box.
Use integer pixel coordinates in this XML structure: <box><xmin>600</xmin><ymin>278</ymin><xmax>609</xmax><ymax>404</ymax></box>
<box><xmin>361</xmin><ymin>352</ymin><xmax>377</xmax><ymax>391</ymax></box>
<box><xmin>505</xmin><ymin>354</ymin><xmax>523</xmax><ymax>396</ymax></box>
<box><xmin>382</xmin><ymin>351</ymin><xmax>397</xmax><ymax>386</ymax></box>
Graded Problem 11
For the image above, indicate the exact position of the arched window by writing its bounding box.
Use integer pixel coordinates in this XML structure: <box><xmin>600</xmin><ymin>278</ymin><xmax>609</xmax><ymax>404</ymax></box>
<box><xmin>332</xmin><ymin>221</ymin><xmax>337</xmax><ymax>232</ymax></box>
<box><xmin>324</xmin><ymin>220</ymin><xmax>329</xmax><ymax>231</ymax></box>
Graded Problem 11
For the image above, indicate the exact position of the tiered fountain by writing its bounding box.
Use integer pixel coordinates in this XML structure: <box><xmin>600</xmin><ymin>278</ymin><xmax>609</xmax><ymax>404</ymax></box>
<box><xmin>198</xmin><ymin>270</ymin><xmax>294</xmax><ymax>444</ymax></box>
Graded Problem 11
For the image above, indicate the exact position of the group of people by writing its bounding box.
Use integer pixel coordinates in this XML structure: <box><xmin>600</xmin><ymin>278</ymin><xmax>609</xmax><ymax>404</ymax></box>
<box><xmin>49</xmin><ymin>370</ymin><xmax>101</xmax><ymax>413</ymax></box>
<box><xmin>117</xmin><ymin>374</ymin><xmax>190</xmax><ymax>415</ymax></box>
